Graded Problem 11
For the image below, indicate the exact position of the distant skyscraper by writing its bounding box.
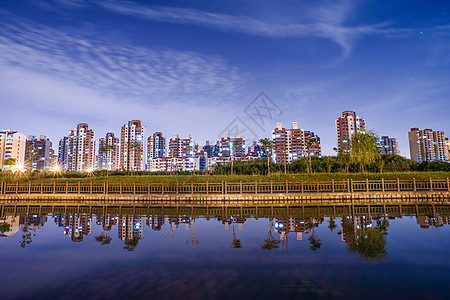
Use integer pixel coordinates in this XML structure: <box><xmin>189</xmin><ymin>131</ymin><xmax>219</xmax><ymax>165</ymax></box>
<box><xmin>98</xmin><ymin>132</ymin><xmax>120</xmax><ymax>170</ymax></box>
<box><xmin>147</xmin><ymin>132</ymin><xmax>166</xmax><ymax>169</ymax></box>
<box><xmin>379</xmin><ymin>136</ymin><xmax>400</xmax><ymax>155</ymax></box>
<box><xmin>64</xmin><ymin>123</ymin><xmax>96</xmax><ymax>172</ymax></box>
<box><xmin>120</xmin><ymin>120</ymin><xmax>145</xmax><ymax>171</ymax></box>
<box><xmin>335</xmin><ymin>111</ymin><xmax>366</xmax><ymax>154</ymax></box>
<box><xmin>408</xmin><ymin>128</ymin><xmax>448</xmax><ymax>162</ymax></box>
<box><xmin>25</xmin><ymin>135</ymin><xmax>52</xmax><ymax>170</ymax></box>
<box><xmin>0</xmin><ymin>129</ymin><xmax>26</xmax><ymax>170</ymax></box>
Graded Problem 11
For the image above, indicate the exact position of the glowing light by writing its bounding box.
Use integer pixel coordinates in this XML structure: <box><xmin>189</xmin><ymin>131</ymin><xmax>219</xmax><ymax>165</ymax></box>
<box><xmin>11</xmin><ymin>163</ymin><xmax>26</xmax><ymax>173</ymax></box>
<box><xmin>86</xmin><ymin>168</ymin><xmax>94</xmax><ymax>173</ymax></box>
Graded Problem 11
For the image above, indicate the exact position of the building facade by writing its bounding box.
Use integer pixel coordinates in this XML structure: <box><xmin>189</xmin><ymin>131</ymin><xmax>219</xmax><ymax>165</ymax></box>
<box><xmin>0</xmin><ymin>129</ymin><xmax>27</xmax><ymax>170</ymax></box>
<box><xmin>147</xmin><ymin>132</ymin><xmax>166</xmax><ymax>170</ymax></box>
<box><xmin>408</xmin><ymin>128</ymin><xmax>449</xmax><ymax>162</ymax></box>
<box><xmin>272</xmin><ymin>122</ymin><xmax>321</xmax><ymax>164</ymax></box>
<box><xmin>25</xmin><ymin>135</ymin><xmax>52</xmax><ymax>170</ymax></box>
<box><xmin>379</xmin><ymin>136</ymin><xmax>400</xmax><ymax>155</ymax></box>
<box><xmin>98</xmin><ymin>132</ymin><xmax>120</xmax><ymax>170</ymax></box>
<box><xmin>335</xmin><ymin>111</ymin><xmax>366</xmax><ymax>154</ymax></box>
<box><xmin>61</xmin><ymin>123</ymin><xmax>96</xmax><ymax>172</ymax></box>
<box><xmin>120</xmin><ymin>120</ymin><xmax>145</xmax><ymax>171</ymax></box>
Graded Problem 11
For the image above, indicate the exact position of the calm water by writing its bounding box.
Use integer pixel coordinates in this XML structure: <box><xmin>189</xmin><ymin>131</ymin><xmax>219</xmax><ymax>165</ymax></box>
<box><xmin>1</xmin><ymin>202</ymin><xmax>450</xmax><ymax>299</ymax></box>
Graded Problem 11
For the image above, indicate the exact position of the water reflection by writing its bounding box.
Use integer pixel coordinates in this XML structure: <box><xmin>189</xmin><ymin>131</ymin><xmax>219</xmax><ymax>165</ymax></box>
<box><xmin>1</xmin><ymin>202</ymin><xmax>449</xmax><ymax>262</ymax></box>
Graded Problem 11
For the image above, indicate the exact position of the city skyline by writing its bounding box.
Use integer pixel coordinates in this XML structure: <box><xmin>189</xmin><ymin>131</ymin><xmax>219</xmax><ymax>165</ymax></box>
<box><xmin>1</xmin><ymin>1</ymin><xmax>449</xmax><ymax>157</ymax></box>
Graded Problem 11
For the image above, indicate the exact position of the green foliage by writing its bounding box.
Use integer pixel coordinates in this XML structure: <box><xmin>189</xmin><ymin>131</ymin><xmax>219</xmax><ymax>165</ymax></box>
<box><xmin>0</xmin><ymin>222</ymin><xmax>11</xmax><ymax>233</ymax></box>
<box><xmin>351</xmin><ymin>130</ymin><xmax>381</xmax><ymax>173</ymax></box>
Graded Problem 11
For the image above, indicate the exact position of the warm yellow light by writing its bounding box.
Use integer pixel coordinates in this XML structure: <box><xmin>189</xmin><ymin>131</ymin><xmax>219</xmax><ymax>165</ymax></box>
<box><xmin>51</xmin><ymin>164</ymin><xmax>62</xmax><ymax>173</ymax></box>
<box><xmin>12</xmin><ymin>163</ymin><xmax>25</xmax><ymax>173</ymax></box>
<box><xmin>86</xmin><ymin>168</ymin><xmax>94</xmax><ymax>173</ymax></box>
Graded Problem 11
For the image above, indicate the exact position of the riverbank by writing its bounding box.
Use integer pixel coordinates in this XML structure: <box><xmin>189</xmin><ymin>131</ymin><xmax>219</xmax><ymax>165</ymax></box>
<box><xmin>1</xmin><ymin>171</ymin><xmax>450</xmax><ymax>184</ymax></box>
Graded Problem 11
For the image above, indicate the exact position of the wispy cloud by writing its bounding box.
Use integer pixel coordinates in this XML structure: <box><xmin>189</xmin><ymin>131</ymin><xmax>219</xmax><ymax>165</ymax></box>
<box><xmin>0</xmin><ymin>13</ymin><xmax>244</xmax><ymax>105</ymax></box>
<box><xmin>97</xmin><ymin>0</ymin><xmax>413</xmax><ymax>57</ymax></box>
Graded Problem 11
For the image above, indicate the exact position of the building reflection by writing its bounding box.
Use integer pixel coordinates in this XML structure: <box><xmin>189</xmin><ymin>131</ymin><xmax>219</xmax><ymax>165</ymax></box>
<box><xmin>64</xmin><ymin>214</ymin><xmax>91</xmax><ymax>242</ymax></box>
<box><xmin>1</xmin><ymin>202</ymin><xmax>449</xmax><ymax>257</ymax></box>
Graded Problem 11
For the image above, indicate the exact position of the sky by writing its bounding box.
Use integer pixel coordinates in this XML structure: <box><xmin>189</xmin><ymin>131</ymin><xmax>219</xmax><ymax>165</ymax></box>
<box><xmin>0</xmin><ymin>0</ymin><xmax>449</xmax><ymax>157</ymax></box>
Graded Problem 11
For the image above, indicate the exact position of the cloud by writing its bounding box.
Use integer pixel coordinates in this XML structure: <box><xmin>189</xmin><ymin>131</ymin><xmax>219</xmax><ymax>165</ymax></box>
<box><xmin>97</xmin><ymin>0</ymin><xmax>413</xmax><ymax>58</ymax></box>
<box><xmin>0</xmin><ymin>13</ymin><xmax>245</xmax><ymax>106</ymax></box>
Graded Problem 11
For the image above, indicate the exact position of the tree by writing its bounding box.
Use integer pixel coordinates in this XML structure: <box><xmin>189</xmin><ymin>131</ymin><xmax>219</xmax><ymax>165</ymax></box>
<box><xmin>3</xmin><ymin>158</ymin><xmax>16</xmax><ymax>170</ymax></box>
<box><xmin>351</xmin><ymin>130</ymin><xmax>380</xmax><ymax>173</ymax></box>
<box><xmin>305</xmin><ymin>137</ymin><xmax>318</xmax><ymax>173</ymax></box>
<box><xmin>259</xmin><ymin>138</ymin><xmax>273</xmax><ymax>176</ymax></box>
<box><xmin>26</xmin><ymin>145</ymin><xmax>38</xmax><ymax>170</ymax></box>
<box><xmin>261</xmin><ymin>219</ymin><xmax>280</xmax><ymax>250</ymax></box>
<box><xmin>99</xmin><ymin>144</ymin><xmax>114</xmax><ymax>177</ymax></box>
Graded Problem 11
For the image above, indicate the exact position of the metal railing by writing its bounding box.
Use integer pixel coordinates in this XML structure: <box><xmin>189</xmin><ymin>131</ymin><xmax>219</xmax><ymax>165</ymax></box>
<box><xmin>0</xmin><ymin>178</ymin><xmax>449</xmax><ymax>195</ymax></box>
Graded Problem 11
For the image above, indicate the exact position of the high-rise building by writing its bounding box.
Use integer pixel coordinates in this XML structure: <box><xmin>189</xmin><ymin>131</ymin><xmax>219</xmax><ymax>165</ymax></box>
<box><xmin>180</xmin><ymin>133</ymin><xmax>194</xmax><ymax>158</ymax></box>
<box><xmin>219</xmin><ymin>133</ymin><xmax>231</xmax><ymax>157</ymax></box>
<box><xmin>98</xmin><ymin>132</ymin><xmax>120</xmax><ymax>170</ymax></box>
<box><xmin>58</xmin><ymin>136</ymin><xmax>69</xmax><ymax>168</ymax></box>
<box><xmin>408</xmin><ymin>128</ymin><xmax>449</xmax><ymax>162</ymax></box>
<box><xmin>203</xmin><ymin>141</ymin><xmax>220</xmax><ymax>158</ymax></box>
<box><xmin>168</xmin><ymin>134</ymin><xmax>180</xmax><ymax>158</ymax></box>
<box><xmin>63</xmin><ymin>123</ymin><xmax>96</xmax><ymax>172</ymax></box>
<box><xmin>120</xmin><ymin>120</ymin><xmax>145</xmax><ymax>171</ymax></box>
<box><xmin>446</xmin><ymin>138</ymin><xmax>450</xmax><ymax>158</ymax></box>
<box><xmin>0</xmin><ymin>129</ymin><xmax>26</xmax><ymax>170</ymax></box>
<box><xmin>247</xmin><ymin>141</ymin><xmax>266</xmax><ymax>158</ymax></box>
<box><xmin>147</xmin><ymin>132</ymin><xmax>166</xmax><ymax>169</ymax></box>
<box><xmin>272</xmin><ymin>122</ymin><xmax>321</xmax><ymax>164</ymax></box>
<box><xmin>335</xmin><ymin>111</ymin><xmax>366</xmax><ymax>154</ymax></box>
<box><xmin>379</xmin><ymin>136</ymin><xmax>400</xmax><ymax>155</ymax></box>
<box><xmin>25</xmin><ymin>135</ymin><xmax>52</xmax><ymax>170</ymax></box>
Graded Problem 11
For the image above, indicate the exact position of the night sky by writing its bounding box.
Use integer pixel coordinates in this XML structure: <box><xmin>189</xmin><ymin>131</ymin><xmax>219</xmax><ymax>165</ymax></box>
<box><xmin>1</xmin><ymin>0</ymin><xmax>449</xmax><ymax>156</ymax></box>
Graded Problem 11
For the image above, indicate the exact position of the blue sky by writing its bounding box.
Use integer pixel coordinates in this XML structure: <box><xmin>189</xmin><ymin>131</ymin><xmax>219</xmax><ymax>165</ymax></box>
<box><xmin>0</xmin><ymin>0</ymin><xmax>449</xmax><ymax>156</ymax></box>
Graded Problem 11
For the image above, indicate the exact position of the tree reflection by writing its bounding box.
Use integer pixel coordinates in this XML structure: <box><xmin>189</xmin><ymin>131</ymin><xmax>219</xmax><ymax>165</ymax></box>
<box><xmin>20</xmin><ymin>225</ymin><xmax>33</xmax><ymax>248</ymax></box>
<box><xmin>230</xmin><ymin>219</ymin><xmax>242</xmax><ymax>249</ymax></box>
<box><xmin>123</xmin><ymin>237</ymin><xmax>140</xmax><ymax>251</ymax></box>
<box><xmin>95</xmin><ymin>231</ymin><xmax>112</xmax><ymax>246</ymax></box>
<box><xmin>186</xmin><ymin>219</ymin><xmax>199</xmax><ymax>246</ymax></box>
<box><xmin>261</xmin><ymin>218</ymin><xmax>280</xmax><ymax>250</ymax></box>
<box><xmin>307</xmin><ymin>218</ymin><xmax>322</xmax><ymax>251</ymax></box>
<box><xmin>342</xmin><ymin>217</ymin><xmax>389</xmax><ymax>262</ymax></box>
<box><xmin>328</xmin><ymin>217</ymin><xmax>337</xmax><ymax>232</ymax></box>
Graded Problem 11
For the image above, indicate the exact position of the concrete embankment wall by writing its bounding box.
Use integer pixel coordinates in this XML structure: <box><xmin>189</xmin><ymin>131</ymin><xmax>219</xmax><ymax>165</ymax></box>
<box><xmin>0</xmin><ymin>191</ymin><xmax>448</xmax><ymax>203</ymax></box>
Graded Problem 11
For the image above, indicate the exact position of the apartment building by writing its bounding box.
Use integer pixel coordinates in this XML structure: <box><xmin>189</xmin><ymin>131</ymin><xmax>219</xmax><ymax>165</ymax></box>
<box><xmin>379</xmin><ymin>136</ymin><xmax>400</xmax><ymax>155</ymax></box>
<box><xmin>335</xmin><ymin>111</ymin><xmax>366</xmax><ymax>154</ymax></box>
<box><xmin>120</xmin><ymin>120</ymin><xmax>145</xmax><ymax>171</ymax></box>
<box><xmin>98</xmin><ymin>132</ymin><xmax>120</xmax><ymax>170</ymax></box>
<box><xmin>408</xmin><ymin>128</ymin><xmax>448</xmax><ymax>162</ymax></box>
<box><xmin>147</xmin><ymin>132</ymin><xmax>166</xmax><ymax>169</ymax></box>
<box><xmin>25</xmin><ymin>135</ymin><xmax>52</xmax><ymax>170</ymax></box>
<box><xmin>0</xmin><ymin>129</ymin><xmax>26</xmax><ymax>170</ymax></box>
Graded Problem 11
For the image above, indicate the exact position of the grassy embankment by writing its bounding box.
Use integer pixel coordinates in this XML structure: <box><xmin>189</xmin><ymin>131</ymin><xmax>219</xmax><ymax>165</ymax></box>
<box><xmin>1</xmin><ymin>171</ymin><xmax>450</xmax><ymax>184</ymax></box>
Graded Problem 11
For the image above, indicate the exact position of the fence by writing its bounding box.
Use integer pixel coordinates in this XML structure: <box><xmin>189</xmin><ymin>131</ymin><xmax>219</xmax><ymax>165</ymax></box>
<box><xmin>0</xmin><ymin>178</ymin><xmax>449</xmax><ymax>195</ymax></box>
